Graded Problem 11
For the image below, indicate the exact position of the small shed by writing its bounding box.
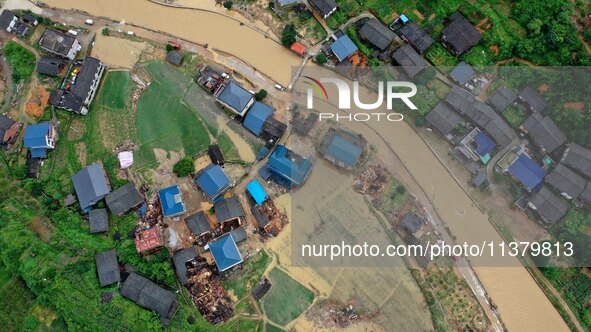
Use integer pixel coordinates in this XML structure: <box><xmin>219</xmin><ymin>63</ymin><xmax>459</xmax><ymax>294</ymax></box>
<box><xmin>246</xmin><ymin>179</ymin><xmax>268</xmax><ymax>205</ymax></box>
<box><xmin>208</xmin><ymin>144</ymin><xmax>225</xmax><ymax>165</ymax></box>
<box><xmin>89</xmin><ymin>208</ymin><xmax>109</xmax><ymax>234</ymax></box>
<box><xmin>95</xmin><ymin>249</ymin><xmax>121</xmax><ymax>287</ymax></box>
<box><xmin>290</xmin><ymin>42</ymin><xmax>306</xmax><ymax>56</ymax></box>
<box><xmin>166</xmin><ymin>50</ymin><xmax>183</xmax><ymax>66</ymax></box>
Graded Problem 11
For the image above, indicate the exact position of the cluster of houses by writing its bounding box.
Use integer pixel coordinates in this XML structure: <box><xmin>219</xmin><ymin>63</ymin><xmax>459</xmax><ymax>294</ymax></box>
<box><xmin>0</xmin><ymin>9</ymin><xmax>37</xmax><ymax>37</ymax></box>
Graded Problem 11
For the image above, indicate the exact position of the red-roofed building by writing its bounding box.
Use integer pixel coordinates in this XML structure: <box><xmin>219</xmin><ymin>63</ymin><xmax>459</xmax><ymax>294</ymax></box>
<box><xmin>290</xmin><ymin>42</ymin><xmax>306</xmax><ymax>56</ymax></box>
<box><xmin>135</xmin><ymin>227</ymin><xmax>163</xmax><ymax>254</ymax></box>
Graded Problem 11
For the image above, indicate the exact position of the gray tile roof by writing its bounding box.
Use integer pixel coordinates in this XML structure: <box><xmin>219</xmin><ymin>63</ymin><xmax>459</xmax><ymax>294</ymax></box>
<box><xmin>401</xmin><ymin>213</ymin><xmax>422</xmax><ymax>236</ymax></box>
<box><xmin>441</xmin><ymin>12</ymin><xmax>482</xmax><ymax>55</ymax></box>
<box><xmin>185</xmin><ymin>211</ymin><xmax>211</xmax><ymax>236</ymax></box>
<box><xmin>105</xmin><ymin>182</ymin><xmax>143</xmax><ymax>215</ymax></box>
<box><xmin>445</xmin><ymin>85</ymin><xmax>475</xmax><ymax>113</ymax></box>
<box><xmin>426</xmin><ymin>101</ymin><xmax>462</xmax><ymax>135</ymax></box>
<box><xmin>391</xmin><ymin>44</ymin><xmax>428</xmax><ymax>78</ymax></box>
<box><xmin>529</xmin><ymin>186</ymin><xmax>568</xmax><ymax>223</ymax></box>
<box><xmin>214</xmin><ymin>195</ymin><xmax>244</xmax><ymax>222</ymax></box>
<box><xmin>488</xmin><ymin>86</ymin><xmax>517</xmax><ymax>113</ymax></box>
<box><xmin>398</xmin><ymin>22</ymin><xmax>434</xmax><ymax>54</ymax></box>
<box><xmin>71</xmin><ymin>57</ymin><xmax>104</xmax><ymax>103</ymax></box>
<box><xmin>36</xmin><ymin>55</ymin><xmax>64</xmax><ymax>76</ymax></box>
<box><xmin>95</xmin><ymin>249</ymin><xmax>120</xmax><ymax>287</ymax></box>
<box><xmin>522</xmin><ymin>113</ymin><xmax>567</xmax><ymax>153</ymax></box>
<box><xmin>166</xmin><ymin>50</ymin><xmax>183</xmax><ymax>65</ymax></box>
<box><xmin>519</xmin><ymin>86</ymin><xmax>549</xmax><ymax>115</ymax></box>
<box><xmin>580</xmin><ymin>181</ymin><xmax>591</xmax><ymax>204</ymax></box>
<box><xmin>546</xmin><ymin>164</ymin><xmax>586</xmax><ymax>199</ymax></box>
<box><xmin>251</xmin><ymin>205</ymin><xmax>269</xmax><ymax>228</ymax></box>
<box><xmin>39</xmin><ymin>28</ymin><xmax>77</xmax><ymax>57</ymax></box>
<box><xmin>172</xmin><ymin>247</ymin><xmax>197</xmax><ymax>285</ymax></box>
<box><xmin>72</xmin><ymin>163</ymin><xmax>110</xmax><ymax>211</ymax></box>
<box><xmin>562</xmin><ymin>142</ymin><xmax>591</xmax><ymax>179</ymax></box>
<box><xmin>89</xmin><ymin>208</ymin><xmax>109</xmax><ymax>234</ymax></box>
<box><xmin>120</xmin><ymin>273</ymin><xmax>179</xmax><ymax>325</ymax></box>
<box><xmin>359</xmin><ymin>18</ymin><xmax>396</xmax><ymax>51</ymax></box>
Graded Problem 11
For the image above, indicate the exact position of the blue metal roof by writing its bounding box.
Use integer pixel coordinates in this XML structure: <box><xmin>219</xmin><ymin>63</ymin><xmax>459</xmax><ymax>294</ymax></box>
<box><xmin>246</xmin><ymin>179</ymin><xmax>267</xmax><ymax>205</ymax></box>
<box><xmin>399</xmin><ymin>14</ymin><xmax>409</xmax><ymax>23</ymax></box>
<box><xmin>30</xmin><ymin>147</ymin><xmax>47</xmax><ymax>158</ymax></box>
<box><xmin>196</xmin><ymin>164</ymin><xmax>231</xmax><ymax>200</ymax></box>
<box><xmin>217</xmin><ymin>81</ymin><xmax>253</xmax><ymax>114</ymax></box>
<box><xmin>474</xmin><ymin>131</ymin><xmax>496</xmax><ymax>157</ymax></box>
<box><xmin>267</xmin><ymin>145</ymin><xmax>312</xmax><ymax>188</ymax></box>
<box><xmin>330</xmin><ymin>35</ymin><xmax>358</xmax><ymax>61</ymax></box>
<box><xmin>209</xmin><ymin>233</ymin><xmax>242</xmax><ymax>271</ymax></box>
<box><xmin>72</xmin><ymin>163</ymin><xmax>111</xmax><ymax>211</ymax></box>
<box><xmin>158</xmin><ymin>185</ymin><xmax>185</xmax><ymax>217</ymax></box>
<box><xmin>326</xmin><ymin>135</ymin><xmax>362</xmax><ymax>167</ymax></box>
<box><xmin>508</xmin><ymin>154</ymin><xmax>546</xmax><ymax>192</ymax></box>
<box><xmin>243</xmin><ymin>102</ymin><xmax>274</xmax><ymax>136</ymax></box>
<box><xmin>23</xmin><ymin>123</ymin><xmax>50</xmax><ymax>148</ymax></box>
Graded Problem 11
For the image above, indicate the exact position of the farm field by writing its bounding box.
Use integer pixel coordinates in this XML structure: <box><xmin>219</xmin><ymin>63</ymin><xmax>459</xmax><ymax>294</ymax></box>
<box><xmin>223</xmin><ymin>250</ymin><xmax>271</xmax><ymax>300</ymax></box>
<box><xmin>262</xmin><ymin>268</ymin><xmax>315</xmax><ymax>326</ymax></box>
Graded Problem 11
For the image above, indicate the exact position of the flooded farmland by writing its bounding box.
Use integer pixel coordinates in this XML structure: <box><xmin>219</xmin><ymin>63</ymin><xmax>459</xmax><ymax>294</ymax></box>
<box><xmin>43</xmin><ymin>0</ymin><xmax>301</xmax><ymax>86</ymax></box>
<box><xmin>91</xmin><ymin>34</ymin><xmax>147</xmax><ymax>69</ymax></box>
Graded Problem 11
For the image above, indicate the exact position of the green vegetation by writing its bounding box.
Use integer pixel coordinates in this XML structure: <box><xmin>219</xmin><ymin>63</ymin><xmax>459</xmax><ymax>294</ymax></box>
<box><xmin>223</xmin><ymin>250</ymin><xmax>270</xmax><ymax>300</ymax></box>
<box><xmin>502</xmin><ymin>105</ymin><xmax>525</xmax><ymax>129</ymax></box>
<box><xmin>345</xmin><ymin>27</ymin><xmax>372</xmax><ymax>56</ymax></box>
<box><xmin>281</xmin><ymin>24</ymin><xmax>297</xmax><ymax>47</ymax></box>
<box><xmin>265</xmin><ymin>323</ymin><xmax>285</xmax><ymax>332</ymax></box>
<box><xmin>262</xmin><ymin>268</ymin><xmax>315</xmax><ymax>326</ymax></box>
<box><xmin>223</xmin><ymin>1</ymin><xmax>233</xmax><ymax>9</ymax></box>
<box><xmin>315</xmin><ymin>53</ymin><xmax>327</xmax><ymax>64</ymax></box>
<box><xmin>3</xmin><ymin>41</ymin><xmax>35</xmax><ymax>81</ymax></box>
<box><xmin>254</xmin><ymin>89</ymin><xmax>268</xmax><ymax>101</ymax></box>
<box><xmin>173</xmin><ymin>157</ymin><xmax>195</xmax><ymax>177</ymax></box>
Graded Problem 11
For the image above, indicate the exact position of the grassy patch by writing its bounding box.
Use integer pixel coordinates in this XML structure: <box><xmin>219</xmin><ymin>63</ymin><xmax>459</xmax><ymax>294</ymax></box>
<box><xmin>223</xmin><ymin>250</ymin><xmax>271</xmax><ymax>300</ymax></box>
<box><xmin>263</xmin><ymin>268</ymin><xmax>315</xmax><ymax>326</ymax></box>
<box><xmin>95</xmin><ymin>70</ymin><xmax>130</xmax><ymax>109</ymax></box>
<box><xmin>265</xmin><ymin>323</ymin><xmax>285</xmax><ymax>332</ymax></box>
<box><xmin>3</xmin><ymin>41</ymin><xmax>35</xmax><ymax>81</ymax></box>
<box><xmin>502</xmin><ymin>105</ymin><xmax>525</xmax><ymax>129</ymax></box>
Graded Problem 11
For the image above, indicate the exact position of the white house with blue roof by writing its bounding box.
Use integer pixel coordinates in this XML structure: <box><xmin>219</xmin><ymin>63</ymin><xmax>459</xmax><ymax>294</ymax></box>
<box><xmin>158</xmin><ymin>185</ymin><xmax>186</xmax><ymax>217</ymax></box>
<box><xmin>215</xmin><ymin>81</ymin><xmax>255</xmax><ymax>116</ymax></box>
<box><xmin>23</xmin><ymin>123</ymin><xmax>56</xmax><ymax>158</ymax></box>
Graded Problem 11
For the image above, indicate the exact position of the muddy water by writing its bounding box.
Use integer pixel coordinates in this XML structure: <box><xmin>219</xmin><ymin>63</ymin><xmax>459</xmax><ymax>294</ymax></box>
<box><xmin>292</xmin><ymin>68</ymin><xmax>569</xmax><ymax>331</ymax></box>
<box><xmin>215</xmin><ymin>117</ymin><xmax>256</xmax><ymax>163</ymax></box>
<box><xmin>43</xmin><ymin>0</ymin><xmax>301</xmax><ymax>86</ymax></box>
<box><xmin>91</xmin><ymin>34</ymin><xmax>147</xmax><ymax>68</ymax></box>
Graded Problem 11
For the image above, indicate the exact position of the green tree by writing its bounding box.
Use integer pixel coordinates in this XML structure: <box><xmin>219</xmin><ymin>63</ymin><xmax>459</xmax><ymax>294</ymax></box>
<box><xmin>315</xmin><ymin>53</ymin><xmax>327</xmax><ymax>64</ymax></box>
<box><xmin>281</xmin><ymin>24</ymin><xmax>297</xmax><ymax>47</ymax></box>
<box><xmin>173</xmin><ymin>157</ymin><xmax>194</xmax><ymax>177</ymax></box>
<box><xmin>254</xmin><ymin>89</ymin><xmax>268</xmax><ymax>101</ymax></box>
<box><xmin>165</xmin><ymin>44</ymin><xmax>174</xmax><ymax>52</ymax></box>
<box><xmin>223</xmin><ymin>1</ymin><xmax>233</xmax><ymax>9</ymax></box>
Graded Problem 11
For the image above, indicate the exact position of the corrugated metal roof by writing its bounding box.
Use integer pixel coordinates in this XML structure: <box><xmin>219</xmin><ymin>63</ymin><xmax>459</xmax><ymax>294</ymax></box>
<box><xmin>158</xmin><ymin>185</ymin><xmax>185</xmax><ymax>217</ymax></box>
<box><xmin>246</xmin><ymin>179</ymin><xmax>268</xmax><ymax>205</ymax></box>
<box><xmin>243</xmin><ymin>102</ymin><xmax>274</xmax><ymax>136</ymax></box>
<box><xmin>508</xmin><ymin>154</ymin><xmax>545</xmax><ymax>192</ymax></box>
<box><xmin>330</xmin><ymin>35</ymin><xmax>358</xmax><ymax>61</ymax></box>
<box><xmin>209</xmin><ymin>234</ymin><xmax>242</xmax><ymax>271</ymax></box>
<box><xmin>195</xmin><ymin>164</ymin><xmax>231</xmax><ymax>200</ymax></box>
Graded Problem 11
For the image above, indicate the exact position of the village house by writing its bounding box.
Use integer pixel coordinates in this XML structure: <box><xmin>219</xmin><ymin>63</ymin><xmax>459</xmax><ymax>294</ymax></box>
<box><xmin>329</xmin><ymin>34</ymin><xmax>358</xmax><ymax>62</ymax></box>
<box><xmin>135</xmin><ymin>227</ymin><xmax>163</xmax><ymax>254</ymax></box>
<box><xmin>158</xmin><ymin>185</ymin><xmax>186</xmax><ymax>217</ymax></box>
<box><xmin>290</xmin><ymin>42</ymin><xmax>306</xmax><ymax>56</ymax></box>
<box><xmin>172</xmin><ymin>246</ymin><xmax>198</xmax><ymax>285</ymax></box>
<box><xmin>0</xmin><ymin>114</ymin><xmax>19</xmax><ymax>148</ymax></box>
<box><xmin>358</xmin><ymin>18</ymin><xmax>396</xmax><ymax>52</ymax></box>
<box><xmin>89</xmin><ymin>208</ymin><xmax>109</xmax><ymax>234</ymax></box>
<box><xmin>505</xmin><ymin>152</ymin><xmax>546</xmax><ymax>193</ymax></box>
<box><xmin>105</xmin><ymin>182</ymin><xmax>144</xmax><ymax>216</ymax></box>
<box><xmin>528</xmin><ymin>186</ymin><xmax>569</xmax><ymax>223</ymax></box>
<box><xmin>166</xmin><ymin>50</ymin><xmax>183</xmax><ymax>66</ymax></box>
<box><xmin>488</xmin><ymin>86</ymin><xmax>517</xmax><ymax>113</ymax></box>
<box><xmin>260</xmin><ymin>117</ymin><xmax>287</xmax><ymax>145</ymax></box>
<box><xmin>214</xmin><ymin>195</ymin><xmax>244</xmax><ymax>224</ymax></box>
<box><xmin>38</xmin><ymin>28</ymin><xmax>81</xmax><ymax>60</ymax></box>
<box><xmin>0</xmin><ymin>10</ymin><xmax>29</xmax><ymax>36</ymax></box>
<box><xmin>208</xmin><ymin>144</ymin><xmax>225</xmax><ymax>166</ymax></box>
<box><xmin>23</xmin><ymin>122</ymin><xmax>56</xmax><ymax>158</ymax></box>
<box><xmin>518</xmin><ymin>86</ymin><xmax>549</xmax><ymax>115</ymax></box>
<box><xmin>545</xmin><ymin>163</ymin><xmax>586</xmax><ymax>200</ymax></box>
<box><xmin>397</xmin><ymin>21</ymin><xmax>434</xmax><ymax>54</ymax></box>
<box><xmin>465</xmin><ymin>102</ymin><xmax>516</xmax><ymax>147</ymax></box>
<box><xmin>425</xmin><ymin>101</ymin><xmax>463</xmax><ymax>137</ymax></box>
<box><xmin>195</xmin><ymin>164</ymin><xmax>232</xmax><ymax>201</ymax></box>
<box><xmin>275</xmin><ymin>0</ymin><xmax>301</xmax><ymax>9</ymax></box>
<box><xmin>457</xmin><ymin>128</ymin><xmax>496</xmax><ymax>164</ymax></box>
<box><xmin>207</xmin><ymin>233</ymin><xmax>243</xmax><ymax>272</ymax></box>
<box><xmin>580</xmin><ymin>182</ymin><xmax>591</xmax><ymax>205</ymax></box>
<box><xmin>252</xmin><ymin>278</ymin><xmax>272</xmax><ymax>301</ymax></box>
<box><xmin>72</xmin><ymin>163</ymin><xmax>111</xmax><ymax>212</ymax></box>
<box><xmin>242</xmin><ymin>101</ymin><xmax>274</xmax><ymax>137</ymax></box>
<box><xmin>521</xmin><ymin>113</ymin><xmax>567</xmax><ymax>154</ymax></box>
<box><xmin>320</xmin><ymin>128</ymin><xmax>365</xmax><ymax>170</ymax></box>
<box><xmin>445</xmin><ymin>85</ymin><xmax>476</xmax><ymax>113</ymax></box>
<box><xmin>22</xmin><ymin>14</ymin><xmax>38</xmax><ymax>26</ymax></box>
<box><xmin>120</xmin><ymin>272</ymin><xmax>179</xmax><ymax>326</ymax></box>
<box><xmin>449</xmin><ymin>62</ymin><xmax>475</xmax><ymax>86</ymax></box>
<box><xmin>441</xmin><ymin>12</ymin><xmax>482</xmax><ymax>56</ymax></box>
<box><xmin>308</xmin><ymin>0</ymin><xmax>337</xmax><ymax>19</ymax></box>
<box><xmin>246</xmin><ymin>179</ymin><xmax>268</xmax><ymax>206</ymax></box>
<box><xmin>185</xmin><ymin>211</ymin><xmax>213</xmax><ymax>240</ymax></box>
<box><xmin>36</xmin><ymin>55</ymin><xmax>65</xmax><ymax>77</ymax></box>
<box><xmin>264</xmin><ymin>145</ymin><xmax>313</xmax><ymax>189</ymax></box>
<box><xmin>95</xmin><ymin>249</ymin><xmax>121</xmax><ymax>287</ymax></box>
<box><xmin>391</xmin><ymin>44</ymin><xmax>428</xmax><ymax>79</ymax></box>
<box><xmin>400</xmin><ymin>213</ymin><xmax>424</xmax><ymax>239</ymax></box>
<box><xmin>215</xmin><ymin>81</ymin><xmax>254</xmax><ymax>117</ymax></box>
<box><xmin>561</xmin><ymin>142</ymin><xmax>591</xmax><ymax>179</ymax></box>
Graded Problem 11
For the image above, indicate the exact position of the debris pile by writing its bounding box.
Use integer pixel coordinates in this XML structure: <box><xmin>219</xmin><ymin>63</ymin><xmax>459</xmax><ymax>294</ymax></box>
<box><xmin>138</xmin><ymin>196</ymin><xmax>164</xmax><ymax>230</ymax></box>
<box><xmin>307</xmin><ymin>299</ymin><xmax>375</xmax><ymax>329</ymax></box>
<box><xmin>185</xmin><ymin>256</ymin><xmax>233</xmax><ymax>324</ymax></box>
<box><xmin>256</xmin><ymin>199</ymin><xmax>288</xmax><ymax>237</ymax></box>
<box><xmin>354</xmin><ymin>165</ymin><xmax>389</xmax><ymax>195</ymax></box>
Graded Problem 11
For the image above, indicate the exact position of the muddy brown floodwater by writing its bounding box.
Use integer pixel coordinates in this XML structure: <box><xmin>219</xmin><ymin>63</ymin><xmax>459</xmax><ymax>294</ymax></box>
<box><xmin>43</xmin><ymin>0</ymin><xmax>302</xmax><ymax>86</ymax></box>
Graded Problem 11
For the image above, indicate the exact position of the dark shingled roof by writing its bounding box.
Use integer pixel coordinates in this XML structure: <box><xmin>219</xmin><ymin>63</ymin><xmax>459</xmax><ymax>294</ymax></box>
<box><xmin>166</xmin><ymin>50</ymin><xmax>183</xmax><ymax>65</ymax></box>
<box><xmin>172</xmin><ymin>247</ymin><xmax>197</xmax><ymax>285</ymax></box>
<box><xmin>358</xmin><ymin>18</ymin><xmax>396</xmax><ymax>51</ymax></box>
<box><xmin>529</xmin><ymin>186</ymin><xmax>568</xmax><ymax>223</ymax></box>
<box><xmin>89</xmin><ymin>208</ymin><xmax>109</xmax><ymax>234</ymax></box>
<box><xmin>261</xmin><ymin>117</ymin><xmax>287</xmax><ymax>142</ymax></box>
<box><xmin>391</xmin><ymin>44</ymin><xmax>428</xmax><ymax>79</ymax></box>
<box><xmin>445</xmin><ymin>85</ymin><xmax>475</xmax><ymax>113</ymax></box>
<box><xmin>0</xmin><ymin>114</ymin><xmax>16</xmax><ymax>141</ymax></box>
<box><xmin>230</xmin><ymin>226</ymin><xmax>247</xmax><ymax>243</ymax></box>
<box><xmin>71</xmin><ymin>57</ymin><xmax>104</xmax><ymax>103</ymax></box>
<box><xmin>562</xmin><ymin>142</ymin><xmax>591</xmax><ymax>179</ymax></box>
<box><xmin>580</xmin><ymin>182</ymin><xmax>591</xmax><ymax>204</ymax></box>
<box><xmin>398</xmin><ymin>22</ymin><xmax>434</xmax><ymax>54</ymax></box>
<box><xmin>208</xmin><ymin>144</ymin><xmax>225</xmax><ymax>165</ymax></box>
<box><xmin>400</xmin><ymin>213</ymin><xmax>422</xmax><ymax>237</ymax></box>
<box><xmin>37</xmin><ymin>55</ymin><xmax>64</xmax><ymax>76</ymax></box>
<box><xmin>252</xmin><ymin>278</ymin><xmax>271</xmax><ymax>300</ymax></box>
<box><xmin>120</xmin><ymin>273</ymin><xmax>179</xmax><ymax>325</ymax></box>
<box><xmin>441</xmin><ymin>12</ymin><xmax>482</xmax><ymax>56</ymax></box>
<box><xmin>519</xmin><ymin>86</ymin><xmax>549</xmax><ymax>115</ymax></box>
<box><xmin>488</xmin><ymin>86</ymin><xmax>517</xmax><ymax>113</ymax></box>
<box><xmin>463</xmin><ymin>101</ymin><xmax>516</xmax><ymax>147</ymax></box>
<box><xmin>39</xmin><ymin>28</ymin><xmax>77</xmax><ymax>57</ymax></box>
<box><xmin>95</xmin><ymin>249</ymin><xmax>120</xmax><ymax>287</ymax></box>
<box><xmin>251</xmin><ymin>206</ymin><xmax>270</xmax><ymax>228</ymax></box>
<box><xmin>426</xmin><ymin>101</ymin><xmax>462</xmax><ymax>135</ymax></box>
<box><xmin>522</xmin><ymin>113</ymin><xmax>567</xmax><ymax>153</ymax></box>
<box><xmin>449</xmin><ymin>62</ymin><xmax>475</xmax><ymax>85</ymax></box>
<box><xmin>105</xmin><ymin>182</ymin><xmax>143</xmax><ymax>216</ymax></box>
<box><xmin>0</xmin><ymin>10</ymin><xmax>16</xmax><ymax>31</ymax></box>
<box><xmin>214</xmin><ymin>195</ymin><xmax>244</xmax><ymax>222</ymax></box>
<box><xmin>309</xmin><ymin>0</ymin><xmax>337</xmax><ymax>17</ymax></box>
<box><xmin>185</xmin><ymin>211</ymin><xmax>211</xmax><ymax>236</ymax></box>
<box><xmin>546</xmin><ymin>164</ymin><xmax>586</xmax><ymax>199</ymax></box>
<box><xmin>72</xmin><ymin>163</ymin><xmax>110</xmax><ymax>211</ymax></box>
